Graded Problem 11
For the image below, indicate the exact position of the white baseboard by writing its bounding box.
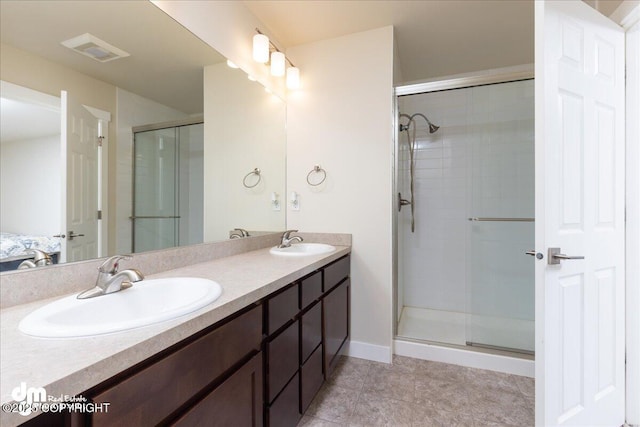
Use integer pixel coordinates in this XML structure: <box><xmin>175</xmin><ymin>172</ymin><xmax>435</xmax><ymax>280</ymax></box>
<box><xmin>344</xmin><ymin>340</ymin><xmax>392</xmax><ymax>363</ymax></box>
<box><xmin>394</xmin><ymin>339</ymin><xmax>534</xmax><ymax>377</ymax></box>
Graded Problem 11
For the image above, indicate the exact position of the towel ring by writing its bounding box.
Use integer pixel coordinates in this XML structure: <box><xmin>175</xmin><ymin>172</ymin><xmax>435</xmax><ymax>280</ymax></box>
<box><xmin>243</xmin><ymin>168</ymin><xmax>261</xmax><ymax>188</ymax></box>
<box><xmin>306</xmin><ymin>165</ymin><xmax>327</xmax><ymax>186</ymax></box>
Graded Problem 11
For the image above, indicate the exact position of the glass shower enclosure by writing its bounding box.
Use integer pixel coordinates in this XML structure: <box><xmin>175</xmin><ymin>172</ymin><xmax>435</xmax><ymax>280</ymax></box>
<box><xmin>396</xmin><ymin>78</ymin><xmax>534</xmax><ymax>355</ymax></box>
<box><xmin>132</xmin><ymin>120</ymin><xmax>204</xmax><ymax>253</ymax></box>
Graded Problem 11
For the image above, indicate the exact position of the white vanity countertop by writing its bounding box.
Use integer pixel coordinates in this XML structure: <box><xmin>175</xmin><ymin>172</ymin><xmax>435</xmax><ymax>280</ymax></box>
<box><xmin>0</xmin><ymin>245</ymin><xmax>350</xmax><ymax>426</ymax></box>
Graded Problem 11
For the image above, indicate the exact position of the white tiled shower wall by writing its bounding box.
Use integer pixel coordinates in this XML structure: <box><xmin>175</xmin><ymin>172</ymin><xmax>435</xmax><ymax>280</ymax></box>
<box><xmin>397</xmin><ymin>80</ymin><xmax>534</xmax><ymax>344</ymax></box>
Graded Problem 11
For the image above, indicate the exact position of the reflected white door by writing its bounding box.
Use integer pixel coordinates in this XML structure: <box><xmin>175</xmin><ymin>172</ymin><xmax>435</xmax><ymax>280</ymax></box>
<box><xmin>535</xmin><ymin>1</ymin><xmax>625</xmax><ymax>426</ymax></box>
<box><xmin>60</xmin><ymin>91</ymin><xmax>99</xmax><ymax>262</ymax></box>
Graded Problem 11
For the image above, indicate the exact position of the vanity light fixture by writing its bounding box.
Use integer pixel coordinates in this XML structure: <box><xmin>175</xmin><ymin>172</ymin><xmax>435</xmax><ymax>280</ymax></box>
<box><xmin>253</xmin><ymin>29</ymin><xmax>301</xmax><ymax>90</ymax></box>
<box><xmin>226</xmin><ymin>59</ymin><xmax>239</xmax><ymax>69</ymax></box>
<box><xmin>286</xmin><ymin>66</ymin><xmax>300</xmax><ymax>90</ymax></box>
<box><xmin>253</xmin><ymin>33</ymin><xmax>269</xmax><ymax>63</ymax></box>
<box><xmin>271</xmin><ymin>51</ymin><xmax>285</xmax><ymax>77</ymax></box>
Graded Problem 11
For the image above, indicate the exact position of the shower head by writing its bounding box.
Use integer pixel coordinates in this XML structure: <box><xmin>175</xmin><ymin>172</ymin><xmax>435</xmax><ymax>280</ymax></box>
<box><xmin>399</xmin><ymin>112</ymin><xmax>440</xmax><ymax>134</ymax></box>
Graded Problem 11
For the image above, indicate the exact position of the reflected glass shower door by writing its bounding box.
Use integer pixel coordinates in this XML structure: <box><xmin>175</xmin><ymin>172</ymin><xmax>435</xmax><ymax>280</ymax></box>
<box><xmin>133</xmin><ymin>127</ymin><xmax>178</xmax><ymax>252</ymax></box>
<box><xmin>465</xmin><ymin>80</ymin><xmax>535</xmax><ymax>354</ymax></box>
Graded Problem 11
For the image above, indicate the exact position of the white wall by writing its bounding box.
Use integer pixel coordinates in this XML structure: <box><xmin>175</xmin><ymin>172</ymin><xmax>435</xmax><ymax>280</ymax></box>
<box><xmin>115</xmin><ymin>88</ymin><xmax>189</xmax><ymax>254</ymax></box>
<box><xmin>0</xmin><ymin>135</ymin><xmax>61</xmax><ymax>235</ymax></box>
<box><xmin>203</xmin><ymin>63</ymin><xmax>286</xmax><ymax>241</ymax></box>
<box><xmin>287</xmin><ymin>27</ymin><xmax>395</xmax><ymax>359</ymax></box>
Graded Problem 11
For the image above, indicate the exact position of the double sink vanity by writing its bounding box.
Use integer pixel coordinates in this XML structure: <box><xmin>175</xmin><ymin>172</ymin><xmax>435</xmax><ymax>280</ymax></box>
<box><xmin>0</xmin><ymin>232</ymin><xmax>351</xmax><ymax>426</ymax></box>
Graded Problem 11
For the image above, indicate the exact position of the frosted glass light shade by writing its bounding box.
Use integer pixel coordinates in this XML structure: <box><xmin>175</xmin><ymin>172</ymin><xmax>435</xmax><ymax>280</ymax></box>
<box><xmin>286</xmin><ymin>66</ymin><xmax>300</xmax><ymax>89</ymax></box>
<box><xmin>253</xmin><ymin>34</ymin><xmax>269</xmax><ymax>63</ymax></box>
<box><xmin>226</xmin><ymin>59</ymin><xmax>239</xmax><ymax>68</ymax></box>
<box><xmin>270</xmin><ymin>52</ymin><xmax>285</xmax><ymax>76</ymax></box>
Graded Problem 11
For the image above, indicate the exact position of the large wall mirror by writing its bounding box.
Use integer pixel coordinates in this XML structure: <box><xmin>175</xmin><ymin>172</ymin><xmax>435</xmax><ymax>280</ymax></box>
<box><xmin>0</xmin><ymin>0</ymin><xmax>286</xmax><ymax>271</ymax></box>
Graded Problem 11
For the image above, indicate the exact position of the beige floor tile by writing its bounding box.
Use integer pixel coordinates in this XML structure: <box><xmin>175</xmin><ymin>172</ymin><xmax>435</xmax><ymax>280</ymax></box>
<box><xmin>305</xmin><ymin>383</ymin><xmax>359</xmax><ymax>424</ymax></box>
<box><xmin>413</xmin><ymin>360</ymin><xmax>469</xmax><ymax>383</ymax></box>
<box><xmin>514</xmin><ymin>375</ymin><xmax>535</xmax><ymax>398</ymax></box>
<box><xmin>349</xmin><ymin>392</ymin><xmax>414</xmax><ymax>426</ymax></box>
<box><xmin>412</xmin><ymin>402</ymin><xmax>476</xmax><ymax>427</ymax></box>
<box><xmin>362</xmin><ymin>368</ymin><xmax>416</xmax><ymax>402</ymax></box>
<box><xmin>414</xmin><ymin>377</ymin><xmax>472</xmax><ymax>414</ymax></box>
<box><xmin>327</xmin><ymin>356</ymin><xmax>371</xmax><ymax>391</ymax></box>
<box><xmin>297</xmin><ymin>415</ymin><xmax>345</xmax><ymax>427</ymax></box>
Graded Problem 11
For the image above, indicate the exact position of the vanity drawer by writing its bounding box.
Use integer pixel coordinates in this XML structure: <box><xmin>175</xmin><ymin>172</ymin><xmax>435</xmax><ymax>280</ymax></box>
<box><xmin>300</xmin><ymin>271</ymin><xmax>322</xmax><ymax>309</ymax></box>
<box><xmin>266</xmin><ymin>319</ymin><xmax>299</xmax><ymax>403</ymax></box>
<box><xmin>172</xmin><ymin>353</ymin><xmax>263</xmax><ymax>427</ymax></box>
<box><xmin>324</xmin><ymin>255</ymin><xmax>350</xmax><ymax>291</ymax></box>
<box><xmin>300</xmin><ymin>345</ymin><xmax>324</xmax><ymax>413</ymax></box>
<box><xmin>267</xmin><ymin>283</ymin><xmax>299</xmax><ymax>334</ymax></box>
<box><xmin>301</xmin><ymin>302</ymin><xmax>322</xmax><ymax>363</ymax></box>
<box><xmin>267</xmin><ymin>372</ymin><xmax>301</xmax><ymax>427</ymax></box>
<box><xmin>91</xmin><ymin>305</ymin><xmax>262</xmax><ymax>427</ymax></box>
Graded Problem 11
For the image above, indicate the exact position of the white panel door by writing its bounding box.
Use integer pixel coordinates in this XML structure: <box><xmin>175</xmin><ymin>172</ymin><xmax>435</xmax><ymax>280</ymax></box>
<box><xmin>535</xmin><ymin>1</ymin><xmax>625</xmax><ymax>426</ymax></box>
<box><xmin>60</xmin><ymin>91</ymin><xmax>99</xmax><ymax>263</ymax></box>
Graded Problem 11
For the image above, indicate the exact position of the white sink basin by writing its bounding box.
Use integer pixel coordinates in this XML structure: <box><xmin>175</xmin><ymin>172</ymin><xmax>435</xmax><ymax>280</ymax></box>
<box><xmin>19</xmin><ymin>277</ymin><xmax>222</xmax><ymax>338</ymax></box>
<box><xmin>270</xmin><ymin>243</ymin><xmax>336</xmax><ymax>257</ymax></box>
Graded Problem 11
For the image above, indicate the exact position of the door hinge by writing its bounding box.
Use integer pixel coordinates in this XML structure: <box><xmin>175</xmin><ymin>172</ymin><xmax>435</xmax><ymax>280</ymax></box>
<box><xmin>97</xmin><ymin>136</ymin><xmax>104</xmax><ymax>147</ymax></box>
<box><xmin>97</xmin><ymin>210</ymin><xmax>102</xmax><ymax>220</ymax></box>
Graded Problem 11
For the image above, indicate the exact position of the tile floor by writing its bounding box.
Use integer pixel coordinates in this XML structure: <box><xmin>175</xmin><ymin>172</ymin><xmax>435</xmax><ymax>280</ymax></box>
<box><xmin>299</xmin><ymin>355</ymin><xmax>534</xmax><ymax>427</ymax></box>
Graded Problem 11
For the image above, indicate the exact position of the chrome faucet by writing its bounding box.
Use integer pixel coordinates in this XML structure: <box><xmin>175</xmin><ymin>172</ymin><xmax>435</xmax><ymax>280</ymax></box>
<box><xmin>230</xmin><ymin>228</ymin><xmax>250</xmax><ymax>239</ymax></box>
<box><xmin>278</xmin><ymin>230</ymin><xmax>303</xmax><ymax>248</ymax></box>
<box><xmin>77</xmin><ymin>255</ymin><xmax>144</xmax><ymax>299</ymax></box>
<box><xmin>17</xmin><ymin>249</ymin><xmax>53</xmax><ymax>269</ymax></box>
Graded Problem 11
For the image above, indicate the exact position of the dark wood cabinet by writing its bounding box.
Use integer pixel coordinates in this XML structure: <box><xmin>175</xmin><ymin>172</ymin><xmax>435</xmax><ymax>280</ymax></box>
<box><xmin>301</xmin><ymin>302</ymin><xmax>322</xmax><ymax>363</ymax></box>
<box><xmin>266</xmin><ymin>320</ymin><xmax>299</xmax><ymax>402</ymax></box>
<box><xmin>92</xmin><ymin>305</ymin><xmax>262</xmax><ymax>427</ymax></box>
<box><xmin>300</xmin><ymin>345</ymin><xmax>324</xmax><ymax>413</ymax></box>
<box><xmin>267</xmin><ymin>373</ymin><xmax>301</xmax><ymax>427</ymax></box>
<box><xmin>172</xmin><ymin>353</ymin><xmax>263</xmax><ymax>427</ymax></box>
<box><xmin>24</xmin><ymin>254</ymin><xmax>350</xmax><ymax>427</ymax></box>
<box><xmin>323</xmin><ymin>275</ymin><xmax>350</xmax><ymax>377</ymax></box>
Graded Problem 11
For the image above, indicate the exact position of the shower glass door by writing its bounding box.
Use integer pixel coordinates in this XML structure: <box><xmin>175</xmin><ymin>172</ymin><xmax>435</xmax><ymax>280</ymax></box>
<box><xmin>133</xmin><ymin>127</ymin><xmax>178</xmax><ymax>252</ymax></box>
<box><xmin>133</xmin><ymin>122</ymin><xmax>203</xmax><ymax>253</ymax></box>
<box><xmin>465</xmin><ymin>80</ymin><xmax>535</xmax><ymax>353</ymax></box>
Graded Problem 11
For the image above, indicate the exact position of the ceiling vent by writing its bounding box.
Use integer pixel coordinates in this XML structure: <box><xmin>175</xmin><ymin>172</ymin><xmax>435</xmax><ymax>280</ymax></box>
<box><xmin>61</xmin><ymin>33</ymin><xmax>130</xmax><ymax>63</ymax></box>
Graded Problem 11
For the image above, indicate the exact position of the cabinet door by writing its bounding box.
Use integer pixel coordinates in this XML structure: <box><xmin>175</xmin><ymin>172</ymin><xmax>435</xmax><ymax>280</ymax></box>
<box><xmin>172</xmin><ymin>353</ymin><xmax>263</xmax><ymax>427</ymax></box>
<box><xmin>323</xmin><ymin>278</ymin><xmax>350</xmax><ymax>378</ymax></box>
<box><xmin>267</xmin><ymin>373</ymin><xmax>301</xmax><ymax>427</ymax></box>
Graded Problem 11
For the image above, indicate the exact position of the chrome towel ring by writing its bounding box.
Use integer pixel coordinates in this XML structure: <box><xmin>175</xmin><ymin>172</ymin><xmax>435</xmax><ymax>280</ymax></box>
<box><xmin>243</xmin><ymin>168</ymin><xmax>261</xmax><ymax>188</ymax></box>
<box><xmin>306</xmin><ymin>165</ymin><xmax>327</xmax><ymax>186</ymax></box>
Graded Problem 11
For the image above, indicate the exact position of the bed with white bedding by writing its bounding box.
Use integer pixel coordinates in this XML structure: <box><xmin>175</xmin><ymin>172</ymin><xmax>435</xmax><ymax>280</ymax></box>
<box><xmin>0</xmin><ymin>232</ymin><xmax>60</xmax><ymax>271</ymax></box>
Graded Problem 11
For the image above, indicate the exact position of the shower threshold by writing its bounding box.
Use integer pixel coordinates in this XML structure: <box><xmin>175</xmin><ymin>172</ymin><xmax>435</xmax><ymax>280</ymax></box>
<box><xmin>466</xmin><ymin>341</ymin><xmax>534</xmax><ymax>356</ymax></box>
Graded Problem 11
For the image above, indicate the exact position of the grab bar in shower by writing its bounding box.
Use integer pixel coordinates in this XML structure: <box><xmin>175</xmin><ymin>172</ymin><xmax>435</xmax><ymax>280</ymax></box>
<box><xmin>129</xmin><ymin>216</ymin><xmax>181</xmax><ymax>220</ymax></box>
<box><xmin>468</xmin><ymin>217</ymin><xmax>535</xmax><ymax>222</ymax></box>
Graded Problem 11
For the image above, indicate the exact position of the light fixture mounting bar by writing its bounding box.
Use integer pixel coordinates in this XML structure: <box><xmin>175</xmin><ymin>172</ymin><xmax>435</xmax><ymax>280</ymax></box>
<box><xmin>255</xmin><ymin>28</ymin><xmax>296</xmax><ymax>68</ymax></box>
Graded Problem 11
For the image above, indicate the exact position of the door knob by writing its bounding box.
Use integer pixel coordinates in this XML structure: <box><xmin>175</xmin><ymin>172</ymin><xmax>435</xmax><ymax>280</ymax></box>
<box><xmin>67</xmin><ymin>231</ymin><xmax>85</xmax><ymax>241</ymax></box>
<box><xmin>525</xmin><ymin>250</ymin><xmax>544</xmax><ymax>260</ymax></box>
<box><xmin>548</xmin><ymin>247</ymin><xmax>584</xmax><ymax>265</ymax></box>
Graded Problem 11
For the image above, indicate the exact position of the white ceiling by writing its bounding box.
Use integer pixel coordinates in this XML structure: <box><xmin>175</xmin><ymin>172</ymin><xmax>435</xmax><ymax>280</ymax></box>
<box><xmin>0</xmin><ymin>1</ymin><xmax>225</xmax><ymax>115</ymax></box>
<box><xmin>244</xmin><ymin>0</ymin><xmax>624</xmax><ymax>83</ymax></box>
<box><xmin>0</xmin><ymin>98</ymin><xmax>60</xmax><ymax>143</ymax></box>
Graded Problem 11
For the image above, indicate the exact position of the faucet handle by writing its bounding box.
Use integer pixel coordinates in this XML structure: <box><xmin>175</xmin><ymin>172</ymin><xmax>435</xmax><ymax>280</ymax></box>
<box><xmin>282</xmin><ymin>229</ymin><xmax>299</xmax><ymax>239</ymax></box>
<box><xmin>98</xmin><ymin>255</ymin><xmax>132</xmax><ymax>274</ymax></box>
